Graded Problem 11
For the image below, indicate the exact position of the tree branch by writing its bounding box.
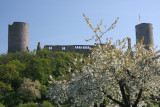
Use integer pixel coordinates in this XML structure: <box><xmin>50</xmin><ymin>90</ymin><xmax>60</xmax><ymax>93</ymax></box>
<box><xmin>125</xmin><ymin>85</ymin><xmax>131</xmax><ymax>106</ymax></box>
<box><xmin>119</xmin><ymin>81</ymin><xmax>130</xmax><ymax>106</ymax></box>
<box><xmin>107</xmin><ymin>95</ymin><xmax>125</xmax><ymax>107</ymax></box>
<box><xmin>132</xmin><ymin>88</ymin><xmax>143</xmax><ymax>107</ymax></box>
<box><xmin>126</xmin><ymin>69</ymin><xmax>136</xmax><ymax>79</ymax></box>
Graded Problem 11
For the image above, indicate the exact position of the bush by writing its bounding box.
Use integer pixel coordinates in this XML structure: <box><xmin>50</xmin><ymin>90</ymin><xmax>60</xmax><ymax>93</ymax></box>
<box><xmin>0</xmin><ymin>103</ymin><xmax>5</xmax><ymax>107</ymax></box>
<box><xmin>17</xmin><ymin>102</ymin><xmax>38</xmax><ymax>107</ymax></box>
<box><xmin>40</xmin><ymin>101</ymin><xmax>54</xmax><ymax>107</ymax></box>
<box><xmin>17</xmin><ymin>101</ymin><xmax>71</xmax><ymax>107</ymax></box>
<box><xmin>149</xmin><ymin>105</ymin><xmax>159</xmax><ymax>107</ymax></box>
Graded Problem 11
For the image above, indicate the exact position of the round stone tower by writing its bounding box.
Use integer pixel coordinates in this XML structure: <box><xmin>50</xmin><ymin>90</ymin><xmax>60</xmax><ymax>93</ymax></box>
<box><xmin>135</xmin><ymin>23</ymin><xmax>153</xmax><ymax>49</ymax></box>
<box><xmin>8</xmin><ymin>22</ymin><xmax>29</xmax><ymax>53</ymax></box>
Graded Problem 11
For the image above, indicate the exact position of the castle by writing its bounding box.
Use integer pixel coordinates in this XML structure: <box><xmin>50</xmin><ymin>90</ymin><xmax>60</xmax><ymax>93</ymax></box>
<box><xmin>8</xmin><ymin>22</ymin><xmax>154</xmax><ymax>56</ymax></box>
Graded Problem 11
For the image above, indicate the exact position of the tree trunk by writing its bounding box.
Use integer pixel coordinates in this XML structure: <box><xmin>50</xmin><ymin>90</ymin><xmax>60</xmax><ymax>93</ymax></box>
<box><xmin>99</xmin><ymin>99</ymin><xmax>106</xmax><ymax>107</ymax></box>
<box><xmin>132</xmin><ymin>89</ymin><xmax>143</xmax><ymax>107</ymax></box>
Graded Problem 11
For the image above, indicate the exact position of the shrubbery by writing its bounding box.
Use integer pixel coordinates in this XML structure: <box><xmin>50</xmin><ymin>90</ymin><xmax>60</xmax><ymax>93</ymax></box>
<box><xmin>17</xmin><ymin>102</ymin><xmax>37</xmax><ymax>107</ymax></box>
<box><xmin>40</xmin><ymin>101</ymin><xmax>54</xmax><ymax>107</ymax></box>
<box><xmin>0</xmin><ymin>50</ymin><xmax>84</xmax><ymax>107</ymax></box>
<box><xmin>0</xmin><ymin>103</ymin><xmax>5</xmax><ymax>107</ymax></box>
<box><xmin>16</xmin><ymin>101</ymin><xmax>70</xmax><ymax>107</ymax></box>
<box><xmin>150</xmin><ymin>105</ymin><xmax>159</xmax><ymax>107</ymax></box>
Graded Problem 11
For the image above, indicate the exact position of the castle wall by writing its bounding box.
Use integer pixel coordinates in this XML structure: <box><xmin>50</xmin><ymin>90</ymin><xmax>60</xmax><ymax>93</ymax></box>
<box><xmin>8</xmin><ymin>22</ymin><xmax>29</xmax><ymax>53</ymax></box>
<box><xmin>44</xmin><ymin>45</ymin><xmax>94</xmax><ymax>57</ymax></box>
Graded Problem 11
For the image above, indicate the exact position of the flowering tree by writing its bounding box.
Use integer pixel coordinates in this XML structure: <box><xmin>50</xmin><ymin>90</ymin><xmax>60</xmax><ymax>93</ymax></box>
<box><xmin>47</xmin><ymin>15</ymin><xmax>160</xmax><ymax>107</ymax></box>
<box><xmin>18</xmin><ymin>78</ymin><xmax>41</xmax><ymax>102</ymax></box>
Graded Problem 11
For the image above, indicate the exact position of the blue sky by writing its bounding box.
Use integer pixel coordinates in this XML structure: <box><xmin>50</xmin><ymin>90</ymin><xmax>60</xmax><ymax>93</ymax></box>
<box><xmin>0</xmin><ymin>0</ymin><xmax>160</xmax><ymax>54</ymax></box>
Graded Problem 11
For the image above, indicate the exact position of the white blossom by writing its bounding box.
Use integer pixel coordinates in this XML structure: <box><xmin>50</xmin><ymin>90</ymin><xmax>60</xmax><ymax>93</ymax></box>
<box><xmin>47</xmin><ymin>15</ymin><xmax>160</xmax><ymax>107</ymax></box>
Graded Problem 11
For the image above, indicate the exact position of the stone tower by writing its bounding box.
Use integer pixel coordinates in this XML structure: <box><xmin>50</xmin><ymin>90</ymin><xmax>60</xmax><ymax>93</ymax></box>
<box><xmin>128</xmin><ymin>37</ymin><xmax>131</xmax><ymax>49</ymax></box>
<box><xmin>36</xmin><ymin>42</ymin><xmax>41</xmax><ymax>53</ymax></box>
<box><xmin>135</xmin><ymin>23</ymin><xmax>153</xmax><ymax>49</ymax></box>
<box><xmin>8</xmin><ymin>22</ymin><xmax>29</xmax><ymax>53</ymax></box>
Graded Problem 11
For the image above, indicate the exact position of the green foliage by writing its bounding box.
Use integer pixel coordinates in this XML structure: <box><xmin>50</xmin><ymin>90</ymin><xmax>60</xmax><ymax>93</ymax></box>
<box><xmin>0</xmin><ymin>50</ymin><xmax>84</xmax><ymax>106</ymax></box>
<box><xmin>40</xmin><ymin>101</ymin><xmax>54</xmax><ymax>107</ymax></box>
<box><xmin>16</xmin><ymin>101</ymin><xmax>70</xmax><ymax>107</ymax></box>
<box><xmin>40</xmin><ymin>85</ymin><xmax>48</xmax><ymax>101</ymax></box>
<box><xmin>3</xmin><ymin>92</ymin><xmax>23</xmax><ymax>107</ymax></box>
<box><xmin>17</xmin><ymin>102</ymin><xmax>38</xmax><ymax>107</ymax></box>
<box><xmin>0</xmin><ymin>81</ymin><xmax>12</xmax><ymax>96</ymax></box>
<box><xmin>24</xmin><ymin>57</ymin><xmax>52</xmax><ymax>85</ymax></box>
<box><xmin>149</xmin><ymin>105</ymin><xmax>159</xmax><ymax>107</ymax></box>
<box><xmin>0</xmin><ymin>60</ymin><xmax>24</xmax><ymax>96</ymax></box>
<box><xmin>0</xmin><ymin>103</ymin><xmax>5</xmax><ymax>107</ymax></box>
<box><xmin>0</xmin><ymin>51</ymin><xmax>33</xmax><ymax>65</ymax></box>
